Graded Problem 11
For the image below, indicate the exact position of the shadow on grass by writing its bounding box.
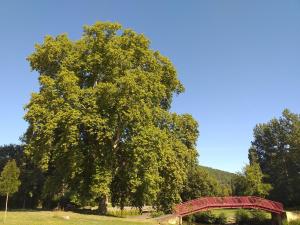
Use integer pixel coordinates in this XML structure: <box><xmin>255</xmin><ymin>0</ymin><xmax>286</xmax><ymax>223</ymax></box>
<box><xmin>6</xmin><ymin>208</ymin><xmax>141</xmax><ymax>219</ymax></box>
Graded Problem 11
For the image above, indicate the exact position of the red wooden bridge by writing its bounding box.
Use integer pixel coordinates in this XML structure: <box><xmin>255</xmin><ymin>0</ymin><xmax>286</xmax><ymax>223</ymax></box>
<box><xmin>174</xmin><ymin>196</ymin><xmax>284</xmax><ymax>216</ymax></box>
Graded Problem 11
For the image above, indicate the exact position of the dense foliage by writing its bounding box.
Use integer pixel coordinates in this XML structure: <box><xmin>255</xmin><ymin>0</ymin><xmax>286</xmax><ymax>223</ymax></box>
<box><xmin>0</xmin><ymin>145</ymin><xmax>43</xmax><ymax>209</ymax></box>
<box><xmin>184</xmin><ymin>211</ymin><xmax>227</xmax><ymax>224</ymax></box>
<box><xmin>249</xmin><ymin>109</ymin><xmax>300</xmax><ymax>206</ymax></box>
<box><xmin>181</xmin><ymin>166</ymin><xmax>229</xmax><ymax>202</ymax></box>
<box><xmin>0</xmin><ymin>160</ymin><xmax>21</xmax><ymax>196</ymax></box>
<box><xmin>235</xmin><ymin>209</ymin><xmax>271</xmax><ymax>225</ymax></box>
<box><xmin>0</xmin><ymin>159</ymin><xmax>21</xmax><ymax>221</ymax></box>
<box><xmin>200</xmin><ymin>165</ymin><xmax>235</xmax><ymax>195</ymax></box>
<box><xmin>24</xmin><ymin>21</ymin><xmax>199</xmax><ymax>213</ymax></box>
<box><xmin>232</xmin><ymin>162</ymin><xmax>272</xmax><ymax>197</ymax></box>
<box><xmin>200</xmin><ymin>166</ymin><xmax>236</xmax><ymax>187</ymax></box>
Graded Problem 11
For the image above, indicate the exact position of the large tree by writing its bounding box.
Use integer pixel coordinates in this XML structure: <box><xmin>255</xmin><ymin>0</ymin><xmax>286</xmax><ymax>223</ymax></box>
<box><xmin>24</xmin><ymin>22</ymin><xmax>199</xmax><ymax>213</ymax></box>
<box><xmin>249</xmin><ymin>109</ymin><xmax>300</xmax><ymax>206</ymax></box>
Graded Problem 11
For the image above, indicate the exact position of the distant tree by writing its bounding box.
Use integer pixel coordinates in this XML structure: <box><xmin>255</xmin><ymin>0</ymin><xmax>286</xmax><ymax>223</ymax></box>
<box><xmin>0</xmin><ymin>145</ymin><xmax>44</xmax><ymax>209</ymax></box>
<box><xmin>232</xmin><ymin>163</ymin><xmax>271</xmax><ymax>198</ymax></box>
<box><xmin>0</xmin><ymin>160</ymin><xmax>21</xmax><ymax>222</ymax></box>
<box><xmin>200</xmin><ymin>165</ymin><xmax>236</xmax><ymax>189</ymax></box>
<box><xmin>232</xmin><ymin>173</ymin><xmax>248</xmax><ymax>196</ymax></box>
<box><xmin>181</xmin><ymin>166</ymin><xmax>223</xmax><ymax>202</ymax></box>
<box><xmin>244</xmin><ymin>163</ymin><xmax>272</xmax><ymax>197</ymax></box>
<box><xmin>24</xmin><ymin>21</ymin><xmax>199</xmax><ymax>213</ymax></box>
<box><xmin>0</xmin><ymin>145</ymin><xmax>23</xmax><ymax>170</ymax></box>
<box><xmin>249</xmin><ymin>109</ymin><xmax>300</xmax><ymax>205</ymax></box>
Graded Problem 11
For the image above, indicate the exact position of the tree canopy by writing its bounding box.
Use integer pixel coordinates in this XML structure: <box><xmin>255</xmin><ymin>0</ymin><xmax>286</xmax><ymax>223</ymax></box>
<box><xmin>181</xmin><ymin>166</ymin><xmax>226</xmax><ymax>202</ymax></box>
<box><xmin>232</xmin><ymin>162</ymin><xmax>271</xmax><ymax>198</ymax></box>
<box><xmin>249</xmin><ymin>109</ymin><xmax>300</xmax><ymax>206</ymax></box>
<box><xmin>24</xmin><ymin>21</ymin><xmax>199</xmax><ymax>212</ymax></box>
<box><xmin>0</xmin><ymin>160</ymin><xmax>21</xmax><ymax>196</ymax></box>
<box><xmin>0</xmin><ymin>160</ymin><xmax>21</xmax><ymax>222</ymax></box>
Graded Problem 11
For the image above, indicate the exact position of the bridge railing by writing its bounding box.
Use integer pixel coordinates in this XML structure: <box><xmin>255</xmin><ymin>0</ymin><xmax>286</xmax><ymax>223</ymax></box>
<box><xmin>174</xmin><ymin>196</ymin><xmax>284</xmax><ymax>216</ymax></box>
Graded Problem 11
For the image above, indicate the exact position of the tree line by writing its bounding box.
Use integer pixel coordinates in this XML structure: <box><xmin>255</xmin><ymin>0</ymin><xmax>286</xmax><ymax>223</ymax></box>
<box><xmin>1</xmin><ymin>110</ymin><xmax>299</xmax><ymax>210</ymax></box>
<box><xmin>231</xmin><ymin>109</ymin><xmax>300</xmax><ymax>207</ymax></box>
<box><xmin>248</xmin><ymin>109</ymin><xmax>300</xmax><ymax>206</ymax></box>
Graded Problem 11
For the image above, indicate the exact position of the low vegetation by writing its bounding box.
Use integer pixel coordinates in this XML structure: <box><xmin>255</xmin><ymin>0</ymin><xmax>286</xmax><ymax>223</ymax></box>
<box><xmin>284</xmin><ymin>220</ymin><xmax>300</xmax><ymax>225</ymax></box>
<box><xmin>183</xmin><ymin>209</ymin><xmax>275</xmax><ymax>225</ymax></box>
<box><xmin>235</xmin><ymin>209</ymin><xmax>270</xmax><ymax>225</ymax></box>
<box><xmin>184</xmin><ymin>210</ymin><xmax>227</xmax><ymax>224</ymax></box>
<box><xmin>150</xmin><ymin>211</ymin><xmax>164</xmax><ymax>218</ymax></box>
<box><xmin>106</xmin><ymin>208</ymin><xmax>140</xmax><ymax>217</ymax></box>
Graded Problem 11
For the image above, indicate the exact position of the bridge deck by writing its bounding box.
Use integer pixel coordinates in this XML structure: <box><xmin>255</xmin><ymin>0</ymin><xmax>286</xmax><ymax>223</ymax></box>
<box><xmin>174</xmin><ymin>196</ymin><xmax>284</xmax><ymax>216</ymax></box>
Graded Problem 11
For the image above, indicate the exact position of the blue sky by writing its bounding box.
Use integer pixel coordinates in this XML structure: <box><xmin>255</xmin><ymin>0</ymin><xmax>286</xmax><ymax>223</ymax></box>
<box><xmin>0</xmin><ymin>1</ymin><xmax>300</xmax><ymax>172</ymax></box>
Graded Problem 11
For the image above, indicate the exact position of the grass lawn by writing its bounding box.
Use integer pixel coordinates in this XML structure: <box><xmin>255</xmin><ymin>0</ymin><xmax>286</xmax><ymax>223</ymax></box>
<box><xmin>0</xmin><ymin>210</ymin><xmax>158</xmax><ymax>225</ymax></box>
<box><xmin>211</xmin><ymin>208</ymin><xmax>271</xmax><ymax>220</ymax></box>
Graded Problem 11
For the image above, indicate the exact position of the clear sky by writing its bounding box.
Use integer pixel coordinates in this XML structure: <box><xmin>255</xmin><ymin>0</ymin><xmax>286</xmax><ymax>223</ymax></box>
<box><xmin>0</xmin><ymin>1</ymin><xmax>300</xmax><ymax>172</ymax></box>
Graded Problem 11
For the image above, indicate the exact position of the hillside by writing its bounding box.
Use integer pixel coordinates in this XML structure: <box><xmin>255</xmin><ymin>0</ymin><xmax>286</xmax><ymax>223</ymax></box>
<box><xmin>200</xmin><ymin>165</ymin><xmax>236</xmax><ymax>187</ymax></box>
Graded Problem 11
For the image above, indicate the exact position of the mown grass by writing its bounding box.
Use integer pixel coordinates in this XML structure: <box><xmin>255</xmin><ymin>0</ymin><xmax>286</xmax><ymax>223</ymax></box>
<box><xmin>0</xmin><ymin>210</ymin><xmax>157</xmax><ymax>225</ymax></box>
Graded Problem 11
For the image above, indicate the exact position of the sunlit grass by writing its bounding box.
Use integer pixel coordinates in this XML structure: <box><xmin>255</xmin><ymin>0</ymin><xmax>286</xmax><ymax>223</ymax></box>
<box><xmin>0</xmin><ymin>210</ymin><xmax>157</xmax><ymax>225</ymax></box>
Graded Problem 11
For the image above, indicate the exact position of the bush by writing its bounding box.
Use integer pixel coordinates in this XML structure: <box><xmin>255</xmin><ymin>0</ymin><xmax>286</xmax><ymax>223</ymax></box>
<box><xmin>251</xmin><ymin>210</ymin><xmax>268</xmax><ymax>222</ymax></box>
<box><xmin>182</xmin><ymin>215</ymin><xmax>195</xmax><ymax>223</ymax></box>
<box><xmin>192</xmin><ymin>211</ymin><xmax>226</xmax><ymax>224</ymax></box>
<box><xmin>215</xmin><ymin>212</ymin><xmax>227</xmax><ymax>224</ymax></box>
<box><xmin>194</xmin><ymin>211</ymin><xmax>217</xmax><ymax>224</ymax></box>
<box><xmin>235</xmin><ymin>209</ymin><xmax>251</xmax><ymax>225</ymax></box>
<box><xmin>150</xmin><ymin>210</ymin><xmax>164</xmax><ymax>218</ymax></box>
<box><xmin>235</xmin><ymin>209</ymin><xmax>272</xmax><ymax>225</ymax></box>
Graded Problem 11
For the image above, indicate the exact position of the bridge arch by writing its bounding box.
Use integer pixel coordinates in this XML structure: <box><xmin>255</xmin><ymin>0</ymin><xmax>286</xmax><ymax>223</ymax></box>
<box><xmin>173</xmin><ymin>196</ymin><xmax>285</xmax><ymax>225</ymax></box>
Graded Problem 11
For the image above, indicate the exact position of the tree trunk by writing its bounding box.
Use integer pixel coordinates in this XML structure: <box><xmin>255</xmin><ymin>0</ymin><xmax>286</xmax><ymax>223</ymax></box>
<box><xmin>4</xmin><ymin>193</ymin><xmax>8</xmax><ymax>223</ymax></box>
<box><xmin>22</xmin><ymin>197</ymin><xmax>26</xmax><ymax>209</ymax></box>
<box><xmin>98</xmin><ymin>196</ymin><xmax>108</xmax><ymax>215</ymax></box>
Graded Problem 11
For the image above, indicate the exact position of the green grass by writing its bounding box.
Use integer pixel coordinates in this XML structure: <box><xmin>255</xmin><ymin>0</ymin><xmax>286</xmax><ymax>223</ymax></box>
<box><xmin>0</xmin><ymin>210</ymin><xmax>157</xmax><ymax>225</ymax></box>
<box><xmin>210</xmin><ymin>209</ymin><xmax>237</xmax><ymax>218</ymax></box>
<box><xmin>211</xmin><ymin>208</ymin><xmax>271</xmax><ymax>217</ymax></box>
<box><xmin>107</xmin><ymin>208</ymin><xmax>140</xmax><ymax>217</ymax></box>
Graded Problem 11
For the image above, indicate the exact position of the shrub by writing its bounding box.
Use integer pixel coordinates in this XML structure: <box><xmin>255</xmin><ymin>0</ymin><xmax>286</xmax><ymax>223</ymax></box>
<box><xmin>235</xmin><ymin>209</ymin><xmax>251</xmax><ymax>225</ymax></box>
<box><xmin>215</xmin><ymin>212</ymin><xmax>227</xmax><ymax>224</ymax></box>
<box><xmin>194</xmin><ymin>211</ymin><xmax>218</xmax><ymax>224</ymax></box>
<box><xmin>182</xmin><ymin>215</ymin><xmax>196</xmax><ymax>223</ymax></box>
<box><xmin>150</xmin><ymin>210</ymin><xmax>164</xmax><ymax>218</ymax></box>
<box><xmin>251</xmin><ymin>210</ymin><xmax>268</xmax><ymax>223</ymax></box>
<box><xmin>235</xmin><ymin>209</ymin><xmax>272</xmax><ymax>225</ymax></box>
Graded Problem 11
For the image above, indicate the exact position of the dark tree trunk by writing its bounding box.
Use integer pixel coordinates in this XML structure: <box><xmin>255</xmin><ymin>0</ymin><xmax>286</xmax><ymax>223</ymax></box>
<box><xmin>98</xmin><ymin>196</ymin><xmax>107</xmax><ymax>215</ymax></box>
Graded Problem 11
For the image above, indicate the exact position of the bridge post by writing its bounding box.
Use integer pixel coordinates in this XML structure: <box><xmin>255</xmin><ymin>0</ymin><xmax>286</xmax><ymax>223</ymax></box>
<box><xmin>271</xmin><ymin>212</ymin><xmax>287</xmax><ymax>225</ymax></box>
<box><xmin>178</xmin><ymin>216</ymin><xmax>182</xmax><ymax>225</ymax></box>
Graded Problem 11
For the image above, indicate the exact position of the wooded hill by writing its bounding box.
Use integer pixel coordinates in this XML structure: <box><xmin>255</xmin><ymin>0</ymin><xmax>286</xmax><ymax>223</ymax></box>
<box><xmin>200</xmin><ymin>165</ymin><xmax>236</xmax><ymax>187</ymax></box>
